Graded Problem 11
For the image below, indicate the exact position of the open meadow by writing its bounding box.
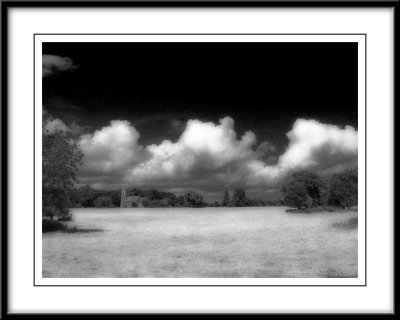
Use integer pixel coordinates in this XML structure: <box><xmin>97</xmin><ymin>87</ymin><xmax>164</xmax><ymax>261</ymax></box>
<box><xmin>42</xmin><ymin>207</ymin><xmax>358</xmax><ymax>278</ymax></box>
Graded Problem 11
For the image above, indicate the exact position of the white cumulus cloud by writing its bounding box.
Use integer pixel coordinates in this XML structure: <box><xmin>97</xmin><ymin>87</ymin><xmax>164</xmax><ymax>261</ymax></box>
<box><xmin>278</xmin><ymin>119</ymin><xmax>358</xmax><ymax>172</ymax></box>
<box><xmin>243</xmin><ymin>119</ymin><xmax>358</xmax><ymax>187</ymax></box>
<box><xmin>78</xmin><ymin>120</ymin><xmax>149</xmax><ymax>178</ymax></box>
<box><xmin>74</xmin><ymin>116</ymin><xmax>358</xmax><ymax>190</ymax></box>
<box><xmin>128</xmin><ymin>117</ymin><xmax>257</xmax><ymax>184</ymax></box>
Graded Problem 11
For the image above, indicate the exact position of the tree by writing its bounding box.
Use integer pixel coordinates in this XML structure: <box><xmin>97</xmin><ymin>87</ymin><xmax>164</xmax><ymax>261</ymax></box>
<box><xmin>175</xmin><ymin>195</ymin><xmax>185</xmax><ymax>207</ymax></box>
<box><xmin>319</xmin><ymin>182</ymin><xmax>330</xmax><ymax>207</ymax></box>
<box><xmin>166</xmin><ymin>194</ymin><xmax>177</xmax><ymax>207</ymax></box>
<box><xmin>184</xmin><ymin>191</ymin><xmax>205</xmax><ymax>207</ymax></box>
<box><xmin>42</xmin><ymin>130</ymin><xmax>82</xmax><ymax>220</ymax></box>
<box><xmin>281</xmin><ymin>171</ymin><xmax>326</xmax><ymax>209</ymax></box>
<box><xmin>72</xmin><ymin>185</ymin><xmax>95</xmax><ymax>208</ymax></box>
<box><xmin>222</xmin><ymin>190</ymin><xmax>230</xmax><ymax>207</ymax></box>
<box><xmin>93</xmin><ymin>196</ymin><xmax>113</xmax><ymax>208</ymax></box>
<box><xmin>232</xmin><ymin>188</ymin><xmax>248</xmax><ymax>207</ymax></box>
<box><xmin>110</xmin><ymin>190</ymin><xmax>121</xmax><ymax>207</ymax></box>
<box><xmin>329</xmin><ymin>168</ymin><xmax>358</xmax><ymax>208</ymax></box>
<box><xmin>281</xmin><ymin>180</ymin><xmax>309</xmax><ymax>209</ymax></box>
<box><xmin>250</xmin><ymin>199</ymin><xmax>266</xmax><ymax>207</ymax></box>
<box><xmin>147</xmin><ymin>189</ymin><xmax>162</xmax><ymax>201</ymax></box>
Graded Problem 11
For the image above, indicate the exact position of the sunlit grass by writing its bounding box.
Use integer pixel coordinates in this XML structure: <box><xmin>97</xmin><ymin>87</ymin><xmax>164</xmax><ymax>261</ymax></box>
<box><xmin>42</xmin><ymin>207</ymin><xmax>358</xmax><ymax>278</ymax></box>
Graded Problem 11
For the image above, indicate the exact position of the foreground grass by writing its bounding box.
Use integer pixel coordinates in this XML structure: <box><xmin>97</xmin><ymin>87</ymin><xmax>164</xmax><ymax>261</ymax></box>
<box><xmin>331</xmin><ymin>217</ymin><xmax>358</xmax><ymax>230</ymax></box>
<box><xmin>42</xmin><ymin>207</ymin><xmax>358</xmax><ymax>278</ymax></box>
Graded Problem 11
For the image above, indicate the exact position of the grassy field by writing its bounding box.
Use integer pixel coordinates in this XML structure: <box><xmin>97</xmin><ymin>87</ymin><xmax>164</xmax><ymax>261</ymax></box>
<box><xmin>42</xmin><ymin>207</ymin><xmax>358</xmax><ymax>278</ymax></box>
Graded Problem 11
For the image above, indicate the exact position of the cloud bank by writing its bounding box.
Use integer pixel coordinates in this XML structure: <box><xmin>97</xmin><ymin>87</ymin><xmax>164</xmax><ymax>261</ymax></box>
<box><xmin>74</xmin><ymin>116</ymin><xmax>358</xmax><ymax>191</ymax></box>
<box><xmin>43</xmin><ymin>55</ymin><xmax>77</xmax><ymax>77</ymax></box>
<box><xmin>43</xmin><ymin>108</ymin><xmax>89</xmax><ymax>136</ymax></box>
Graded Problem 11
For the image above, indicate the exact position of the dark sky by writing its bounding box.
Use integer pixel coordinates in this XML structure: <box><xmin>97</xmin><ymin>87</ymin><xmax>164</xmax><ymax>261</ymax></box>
<box><xmin>42</xmin><ymin>42</ymin><xmax>358</xmax><ymax>200</ymax></box>
<box><xmin>43</xmin><ymin>42</ymin><xmax>357</xmax><ymax>153</ymax></box>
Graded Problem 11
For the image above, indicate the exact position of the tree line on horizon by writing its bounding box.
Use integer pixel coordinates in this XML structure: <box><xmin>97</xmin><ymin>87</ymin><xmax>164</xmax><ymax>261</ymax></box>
<box><xmin>281</xmin><ymin>168</ymin><xmax>358</xmax><ymax>210</ymax></box>
<box><xmin>69</xmin><ymin>186</ymin><xmax>283</xmax><ymax>209</ymax></box>
<box><xmin>42</xmin><ymin>127</ymin><xmax>357</xmax><ymax>221</ymax></box>
<box><xmin>69</xmin><ymin>167</ymin><xmax>357</xmax><ymax>211</ymax></box>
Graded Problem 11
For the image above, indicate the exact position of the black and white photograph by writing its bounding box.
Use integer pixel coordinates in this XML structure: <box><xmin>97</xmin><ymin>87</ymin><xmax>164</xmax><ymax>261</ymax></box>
<box><xmin>2</xmin><ymin>1</ymin><xmax>396</xmax><ymax>314</ymax></box>
<box><xmin>40</xmin><ymin>39</ymin><xmax>361</xmax><ymax>280</ymax></box>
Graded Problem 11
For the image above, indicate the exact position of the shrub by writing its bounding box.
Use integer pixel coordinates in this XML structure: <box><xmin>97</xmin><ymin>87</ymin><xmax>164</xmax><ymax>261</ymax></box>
<box><xmin>330</xmin><ymin>168</ymin><xmax>358</xmax><ymax>208</ymax></box>
<box><xmin>184</xmin><ymin>191</ymin><xmax>205</xmax><ymax>207</ymax></box>
<box><xmin>232</xmin><ymin>188</ymin><xmax>248</xmax><ymax>207</ymax></box>
<box><xmin>222</xmin><ymin>190</ymin><xmax>230</xmax><ymax>207</ymax></box>
<box><xmin>281</xmin><ymin>171</ymin><xmax>327</xmax><ymax>209</ymax></box>
<box><xmin>42</xmin><ymin>219</ymin><xmax>67</xmax><ymax>232</ymax></box>
<box><xmin>58</xmin><ymin>214</ymin><xmax>72</xmax><ymax>221</ymax></box>
<box><xmin>43</xmin><ymin>205</ymin><xmax>70</xmax><ymax>220</ymax></box>
<box><xmin>281</xmin><ymin>180</ymin><xmax>309</xmax><ymax>209</ymax></box>
<box><xmin>93</xmin><ymin>196</ymin><xmax>113</xmax><ymax>208</ymax></box>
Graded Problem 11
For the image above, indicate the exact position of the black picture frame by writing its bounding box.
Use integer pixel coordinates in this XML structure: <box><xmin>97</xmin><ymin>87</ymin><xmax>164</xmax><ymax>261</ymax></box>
<box><xmin>1</xmin><ymin>0</ymin><xmax>397</xmax><ymax>316</ymax></box>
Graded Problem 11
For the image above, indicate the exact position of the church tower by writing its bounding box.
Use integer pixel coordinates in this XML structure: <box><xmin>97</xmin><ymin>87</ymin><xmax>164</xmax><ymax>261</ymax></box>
<box><xmin>120</xmin><ymin>188</ymin><xmax>127</xmax><ymax>208</ymax></box>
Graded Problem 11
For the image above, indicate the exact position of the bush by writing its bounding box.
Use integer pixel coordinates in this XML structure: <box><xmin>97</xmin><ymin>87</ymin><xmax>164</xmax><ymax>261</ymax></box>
<box><xmin>232</xmin><ymin>188</ymin><xmax>248</xmax><ymax>207</ymax></box>
<box><xmin>329</xmin><ymin>168</ymin><xmax>358</xmax><ymax>208</ymax></box>
<box><xmin>42</xmin><ymin>219</ymin><xmax>67</xmax><ymax>232</ymax></box>
<box><xmin>93</xmin><ymin>196</ymin><xmax>113</xmax><ymax>208</ymax></box>
<box><xmin>184</xmin><ymin>191</ymin><xmax>205</xmax><ymax>207</ymax></box>
<box><xmin>43</xmin><ymin>205</ymin><xmax>70</xmax><ymax>220</ymax></box>
<box><xmin>222</xmin><ymin>190</ymin><xmax>230</xmax><ymax>207</ymax></box>
<box><xmin>281</xmin><ymin>171</ymin><xmax>328</xmax><ymax>209</ymax></box>
<box><xmin>281</xmin><ymin>180</ymin><xmax>309</xmax><ymax>209</ymax></box>
<box><xmin>58</xmin><ymin>214</ymin><xmax>72</xmax><ymax>221</ymax></box>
